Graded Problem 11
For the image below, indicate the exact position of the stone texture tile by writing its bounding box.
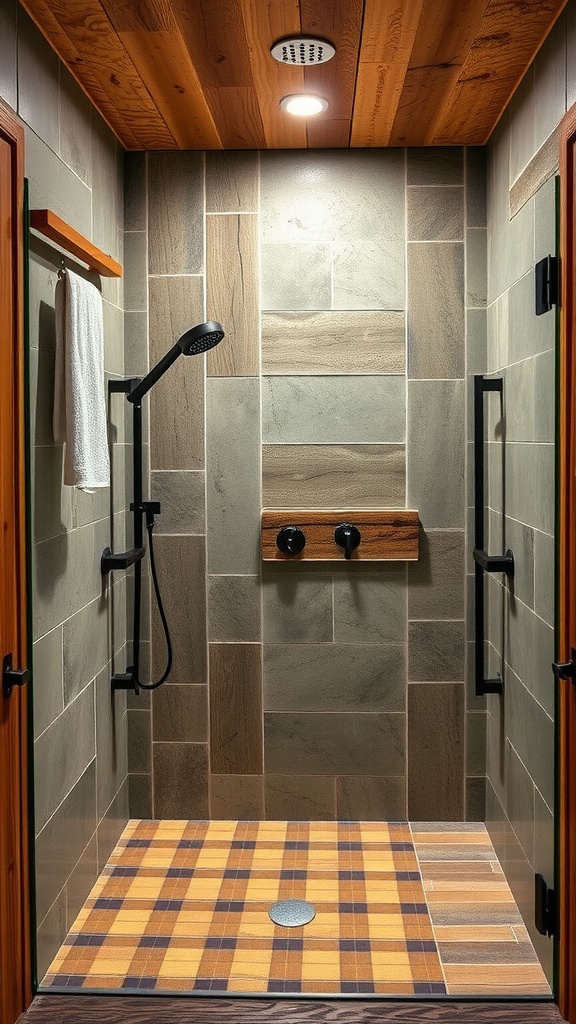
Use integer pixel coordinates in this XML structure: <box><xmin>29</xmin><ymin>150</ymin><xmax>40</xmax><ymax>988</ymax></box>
<box><xmin>466</xmin><ymin>147</ymin><xmax>487</xmax><ymax>228</ymax></box>
<box><xmin>153</xmin><ymin>684</ymin><xmax>207</xmax><ymax>743</ymax></box>
<box><xmin>264</xmin><ymin>712</ymin><xmax>405</xmax><ymax>776</ymax></box>
<box><xmin>65</xmin><ymin>835</ymin><xmax>99</xmax><ymax>932</ymax></box>
<box><xmin>487</xmin><ymin>126</ymin><xmax>534</xmax><ymax>304</ymax></box>
<box><xmin>508</xmin><ymin>73</ymin><xmax>535</xmax><ymax>186</ymax></box>
<box><xmin>408</xmin><ymin>148</ymin><xmax>464</xmax><ymax>185</ymax></box>
<box><xmin>127</xmin><ymin>709</ymin><xmax>151</xmax><ymax>774</ymax></box>
<box><xmin>508</xmin><ymin>271</ymin><xmax>555</xmax><ymax>364</ymax></box>
<box><xmin>264</xmin><ymin>775</ymin><xmax>336</xmax><ymax>820</ymax></box>
<box><xmin>151</xmin><ymin>535</ymin><xmax>206</xmax><ymax>684</ymax></box>
<box><xmin>505</xmin><ymin>443</ymin><xmax>554</xmax><ymax>536</ymax></box>
<box><xmin>262</xmin><ymin>376</ymin><xmax>405</xmax><ymax>444</ymax></box>
<box><xmin>408</xmin><ymin>530</ymin><xmax>465</xmax><ymax>620</ymax></box>
<box><xmin>209</xmin><ymin>644</ymin><xmax>263</xmax><ymax>775</ymax></box>
<box><xmin>408</xmin><ymin>620</ymin><xmax>465</xmax><ymax>681</ymax></box>
<box><xmin>33</xmin><ymin>447</ymin><xmax>73</xmax><ymax>545</ymax></box>
<box><xmin>31</xmin><ymin>348</ymin><xmax>56</xmax><ymax>449</ymax></box>
<box><xmin>535</xmin><ymin>174</ymin><xmax>557</xmax><ymax>264</ymax></box>
<box><xmin>18</xmin><ymin>10</ymin><xmax>59</xmax><ymax>152</ymax></box>
<box><xmin>466</xmin><ymin>777</ymin><xmax>486</xmax><ymax>821</ymax></box>
<box><xmin>333</xmin><ymin>237</ymin><xmax>405</xmax><ymax>310</ymax></box>
<box><xmin>261</xmin><ymin>310</ymin><xmax>405</xmax><ymax>375</ymax></box>
<box><xmin>26</xmin><ymin>128</ymin><xmax>91</xmax><ymax>241</ymax></box>
<box><xmin>408</xmin><ymin>683</ymin><xmax>465</xmax><ymax>819</ymax></box>
<box><xmin>533</xmin><ymin>788</ymin><xmax>554</xmax><ymax>887</ymax></box>
<box><xmin>208</xmin><ymin>575</ymin><xmax>261</xmax><ymax>642</ymax></box>
<box><xmin>467</xmin><ymin>309</ymin><xmax>487</xmax><ymax>375</ymax></box>
<box><xmin>206</xmin><ymin>215</ymin><xmax>259</xmax><ymax>376</ymax></box>
<box><xmin>124</xmin><ymin>232</ymin><xmax>148</xmax><ymax>312</ymax></box>
<box><xmin>262</xmin><ymin>444</ymin><xmax>405</xmax><ymax>509</ymax></box>
<box><xmin>102</xmin><ymin>299</ymin><xmax>123</xmax><ymax>377</ymax></box>
<box><xmin>506</xmin><ymin>741</ymin><xmax>535</xmax><ymax>865</ymax></box>
<box><xmin>534</xmin><ymin>12</ymin><xmax>567</xmax><ymax>152</ymax></box>
<box><xmin>336</xmin><ymin>776</ymin><xmax>406</xmax><ymax>821</ymax></box>
<box><xmin>148</xmin><ymin>152</ymin><xmax>203</xmax><ymax>274</ymax></box>
<box><xmin>264</xmin><ymin>643</ymin><xmax>405</xmax><ymax>712</ymax></box>
<box><xmin>466</xmin><ymin>711</ymin><xmax>487</xmax><ymax>776</ymax></box>
<box><xmin>0</xmin><ymin>0</ymin><xmax>17</xmax><ymax>111</ymax></box>
<box><xmin>95</xmin><ymin>666</ymin><xmax>127</xmax><ymax>820</ymax></box>
<box><xmin>210</xmin><ymin>775</ymin><xmax>264</xmax><ymax>819</ymax></box>
<box><xmin>207</xmin><ymin>378</ymin><xmax>261</xmax><ymax>574</ymax></box>
<box><xmin>466</xmin><ymin>228</ymin><xmax>487</xmax><ymax>307</ymax></box>
<box><xmin>407</xmin><ymin>187</ymin><xmax>464</xmax><ymax>241</ymax></box>
<box><xmin>534</xmin><ymin>530</ymin><xmax>554</xmax><ymax>626</ymax></box>
<box><xmin>206</xmin><ymin>151</ymin><xmax>258</xmax><ymax>212</ymax></box>
<box><xmin>35</xmin><ymin>761</ymin><xmax>96</xmax><ymax>923</ymax></box>
<box><xmin>506</xmin><ymin>671</ymin><xmax>554</xmax><ymax>810</ymax></box>
<box><xmin>59</xmin><ymin>68</ymin><xmax>93</xmax><ymax>188</ymax></box>
<box><xmin>262</xmin><ymin>571</ymin><xmax>333</xmax><ymax>643</ymax></box>
<box><xmin>408</xmin><ymin>242</ymin><xmax>464</xmax><ymax>378</ymax></box>
<box><xmin>151</xmin><ymin>471</ymin><xmax>205</xmax><ymax>535</ymax></box>
<box><xmin>124</xmin><ymin>152</ymin><xmax>147</xmax><ymax>231</ymax></box>
<box><xmin>36</xmin><ymin>888</ymin><xmax>67</xmax><ymax>982</ymax></box>
<box><xmin>408</xmin><ymin>380</ymin><xmax>465</xmax><ymax>529</ymax></box>
<box><xmin>96</xmin><ymin>779</ymin><xmax>129</xmax><ymax>872</ymax></box>
<box><xmin>261</xmin><ymin>243</ymin><xmax>331</xmax><ymax>310</ymax></box>
<box><xmin>332</xmin><ymin>571</ymin><xmax>406</xmax><ymax>645</ymax></box>
<box><xmin>91</xmin><ymin>116</ymin><xmax>121</xmax><ymax>261</ymax></box>
<box><xmin>62</xmin><ymin>597</ymin><xmax>110</xmax><ymax>706</ymax></box>
<box><xmin>124</xmin><ymin>311</ymin><xmax>149</xmax><ymax>377</ymax></box>
<box><xmin>33</xmin><ymin>625</ymin><xmax>63</xmax><ymax>740</ymax></box>
<box><xmin>128</xmin><ymin>774</ymin><xmax>152</xmax><ymax>819</ymax></box>
<box><xmin>34</xmin><ymin>682</ymin><xmax>96</xmax><ymax>833</ymax></box>
<box><xmin>153</xmin><ymin>743</ymin><xmax>208</xmax><ymax>818</ymax></box>
<box><xmin>149</xmin><ymin>275</ymin><xmax>205</xmax><ymax>471</ymax></box>
<box><xmin>533</xmin><ymin>349</ymin><xmax>556</xmax><ymax>444</ymax></box>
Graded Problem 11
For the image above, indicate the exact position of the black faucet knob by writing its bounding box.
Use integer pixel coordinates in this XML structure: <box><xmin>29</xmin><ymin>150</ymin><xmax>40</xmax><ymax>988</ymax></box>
<box><xmin>334</xmin><ymin>523</ymin><xmax>361</xmax><ymax>559</ymax></box>
<box><xmin>276</xmin><ymin>526</ymin><xmax>306</xmax><ymax>557</ymax></box>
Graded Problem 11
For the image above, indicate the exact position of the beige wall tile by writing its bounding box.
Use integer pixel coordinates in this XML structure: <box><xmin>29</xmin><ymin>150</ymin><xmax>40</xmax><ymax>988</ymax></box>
<box><xmin>262</xmin><ymin>444</ymin><xmax>405</xmax><ymax>509</ymax></box>
<box><xmin>206</xmin><ymin>214</ymin><xmax>259</xmax><ymax>376</ymax></box>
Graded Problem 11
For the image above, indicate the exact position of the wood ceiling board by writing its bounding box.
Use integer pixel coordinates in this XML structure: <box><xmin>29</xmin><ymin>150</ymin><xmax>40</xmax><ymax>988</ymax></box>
<box><xmin>350</xmin><ymin>0</ymin><xmax>426</xmax><ymax>147</ymax></box>
<box><xmin>306</xmin><ymin>118</ymin><xmax>350</xmax><ymax>148</ymax></box>
<box><xmin>204</xmin><ymin>87</ymin><xmax>267</xmax><ymax>148</ymax></box>
<box><xmin>171</xmin><ymin>0</ymin><xmax>256</xmax><ymax>88</ymax></box>
<box><xmin>300</xmin><ymin>0</ymin><xmax>364</xmax><ymax>124</ymax></box>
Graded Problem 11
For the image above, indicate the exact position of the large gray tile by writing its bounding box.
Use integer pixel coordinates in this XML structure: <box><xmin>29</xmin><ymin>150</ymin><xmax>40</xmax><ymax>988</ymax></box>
<box><xmin>124</xmin><ymin>152</ymin><xmax>147</xmax><ymax>231</ymax></box>
<box><xmin>95</xmin><ymin>665</ymin><xmax>127</xmax><ymax>819</ymax></box>
<box><xmin>152</xmin><ymin>471</ymin><xmax>205</xmax><ymax>535</ymax></box>
<box><xmin>35</xmin><ymin>761</ymin><xmax>96</xmax><ymax>923</ymax></box>
<box><xmin>65</xmin><ymin>835</ymin><xmax>98</xmax><ymax>931</ymax></box>
<box><xmin>408</xmin><ymin>683</ymin><xmax>465</xmax><ymax>819</ymax></box>
<box><xmin>264</xmin><ymin>644</ymin><xmax>405</xmax><ymax>712</ymax></box>
<box><xmin>206</xmin><ymin>151</ymin><xmax>258</xmax><ymax>212</ymax></box>
<box><xmin>262</xmin><ymin>376</ymin><xmax>405</xmax><ymax>444</ymax></box>
<box><xmin>506</xmin><ymin>671</ymin><xmax>554</xmax><ymax>809</ymax></box>
<box><xmin>408</xmin><ymin>620</ymin><xmax>465</xmax><ymax>681</ymax></box>
<box><xmin>153</xmin><ymin>743</ymin><xmax>208</xmax><ymax>817</ymax></box>
<box><xmin>124</xmin><ymin>311</ymin><xmax>149</xmax><ymax>377</ymax></box>
<box><xmin>0</xmin><ymin>0</ymin><xmax>17</xmax><ymax>110</ymax></box>
<box><xmin>34</xmin><ymin>446</ymin><xmax>73</xmax><ymax>544</ymax></box>
<box><xmin>34</xmin><ymin>683</ymin><xmax>96</xmax><ymax>833</ymax></box>
<box><xmin>466</xmin><ymin>777</ymin><xmax>486</xmax><ymax>821</ymax></box>
<box><xmin>124</xmin><ymin>232</ymin><xmax>147</xmax><ymax>313</ymax></box>
<box><xmin>262</xmin><ymin>572</ymin><xmax>333</xmax><ymax>643</ymax></box>
<box><xmin>63</xmin><ymin>597</ymin><xmax>110</xmax><ymax>705</ymax></box>
<box><xmin>207</xmin><ymin>378</ymin><xmax>261</xmax><ymax>574</ymax></box>
<box><xmin>151</xmin><ymin>535</ymin><xmax>206</xmax><ymax>683</ymax></box>
<box><xmin>261</xmin><ymin>243</ymin><xmax>331</xmax><ymax>310</ymax></box>
<box><xmin>26</xmin><ymin>128</ymin><xmax>91</xmax><ymax>241</ymax></box>
<box><xmin>506</xmin><ymin>442</ymin><xmax>554</xmax><ymax>535</ymax></box>
<box><xmin>18</xmin><ymin>11</ymin><xmax>59</xmax><ymax>152</ymax></box>
<box><xmin>466</xmin><ymin>711</ymin><xmax>487</xmax><ymax>776</ymax></box>
<box><xmin>508</xmin><ymin>271</ymin><xmax>555</xmax><ymax>363</ymax></box>
<box><xmin>265</xmin><ymin>775</ymin><xmax>335</xmax><ymax>820</ymax></box>
<box><xmin>336</xmin><ymin>776</ymin><xmax>406</xmax><ymax>821</ymax></box>
<box><xmin>534</xmin><ymin>12</ymin><xmax>567</xmax><ymax>152</ymax></box>
<box><xmin>36</xmin><ymin>887</ymin><xmax>67</xmax><ymax>983</ymax></box>
<box><xmin>261</xmin><ymin>310</ymin><xmax>405</xmax><ymax>375</ymax></box>
<box><xmin>407</xmin><ymin>148</ymin><xmax>464</xmax><ymax>185</ymax></box>
<box><xmin>533</xmin><ymin>349</ymin><xmax>556</xmax><ymax>444</ymax></box>
<box><xmin>408</xmin><ymin>530</ymin><xmax>465</xmax><ymax>620</ymax></box>
<box><xmin>58</xmin><ymin>68</ymin><xmax>93</xmax><ymax>187</ymax></box>
<box><xmin>209</xmin><ymin>644</ymin><xmax>262</xmax><ymax>775</ymax></box>
<box><xmin>210</xmin><ymin>775</ymin><xmax>264</xmax><ymax>819</ymax></box>
<box><xmin>466</xmin><ymin>309</ymin><xmax>487</xmax><ymax>376</ymax></box>
<box><xmin>333</xmin><ymin>570</ymin><xmax>406</xmax><ymax>643</ymax></box>
<box><xmin>102</xmin><ymin>299</ymin><xmax>123</xmax><ymax>378</ymax></box>
<box><xmin>533</xmin><ymin>787</ymin><xmax>554</xmax><ymax>887</ymax></box>
<box><xmin>206</xmin><ymin>214</ymin><xmax>259</xmax><ymax>376</ymax></box>
<box><xmin>128</xmin><ymin>774</ymin><xmax>152</xmax><ymax>819</ymax></box>
<box><xmin>208</xmin><ymin>576</ymin><xmax>261</xmax><ymax>642</ymax></box>
<box><xmin>508</xmin><ymin>72</ymin><xmax>535</xmax><ymax>185</ymax></box>
<box><xmin>506</xmin><ymin>741</ymin><xmax>535</xmax><ymax>865</ymax></box>
<box><xmin>127</xmin><ymin>709</ymin><xmax>151</xmax><ymax>774</ymax></box>
<box><xmin>153</xmin><ymin>684</ymin><xmax>207</xmax><ymax>742</ymax></box>
<box><xmin>407</xmin><ymin>380</ymin><xmax>465</xmax><ymax>529</ymax></box>
<box><xmin>534</xmin><ymin>173</ymin><xmax>557</xmax><ymax>264</ymax></box>
<box><xmin>91</xmin><ymin>117</ymin><xmax>122</xmax><ymax>260</ymax></box>
<box><xmin>534</xmin><ymin>530</ymin><xmax>555</xmax><ymax>626</ymax></box>
<box><xmin>96</xmin><ymin>779</ymin><xmax>129</xmax><ymax>871</ymax></box>
<box><xmin>408</xmin><ymin>243</ymin><xmax>464</xmax><ymax>378</ymax></box>
<box><xmin>487</xmin><ymin>124</ymin><xmax>534</xmax><ymax>304</ymax></box>
<box><xmin>33</xmin><ymin>626</ymin><xmax>64</xmax><ymax>740</ymax></box>
<box><xmin>333</xmin><ymin>237</ymin><xmax>405</xmax><ymax>310</ymax></box>
<box><xmin>466</xmin><ymin>228</ymin><xmax>487</xmax><ymax>307</ymax></box>
<box><xmin>407</xmin><ymin>187</ymin><xmax>464</xmax><ymax>241</ymax></box>
<box><xmin>263</xmin><ymin>444</ymin><xmax>405</xmax><ymax>509</ymax></box>
<box><xmin>34</xmin><ymin>522</ymin><xmax>105</xmax><ymax>639</ymax></box>
<box><xmin>148</xmin><ymin>152</ymin><xmax>203</xmax><ymax>274</ymax></box>
<box><xmin>264</xmin><ymin>712</ymin><xmax>405</xmax><ymax>776</ymax></box>
<box><xmin>466</xmin><ymin>148</ymin><xmax>487</xmax><ymax>228</ymax></box>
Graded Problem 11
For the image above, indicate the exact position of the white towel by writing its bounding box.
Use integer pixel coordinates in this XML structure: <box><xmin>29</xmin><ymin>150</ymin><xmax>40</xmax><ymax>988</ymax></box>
<box><xmin>53</xmin><ymin>268</ymin><xmax>110</xmax><ymax>491</ymax></box>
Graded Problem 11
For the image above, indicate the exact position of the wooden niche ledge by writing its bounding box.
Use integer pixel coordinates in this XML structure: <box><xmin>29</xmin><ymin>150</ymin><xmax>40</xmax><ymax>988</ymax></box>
<box><xmin>261</xmin><ymin>510</ymin><xmax>419</xmax><ymax>562</ymax></box>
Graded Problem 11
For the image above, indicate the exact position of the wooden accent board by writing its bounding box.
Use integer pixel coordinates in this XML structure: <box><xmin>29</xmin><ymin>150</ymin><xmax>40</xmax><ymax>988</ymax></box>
<box><xmin>29</xmin><ymin>209</ymin><xmax>123</xmax><ymax>277</ymax></box>
<box><xmin>261</xmin><ymin>510</ymin><xmax>419</xmax><ymax>561</ymax></box>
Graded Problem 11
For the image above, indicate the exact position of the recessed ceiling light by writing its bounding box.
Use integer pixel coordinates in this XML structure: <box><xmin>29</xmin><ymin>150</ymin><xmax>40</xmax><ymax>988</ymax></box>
<box><xmin>280</xmin><ymin>95</ymin><xmax>329</xmax><ymax>117</ymax></box>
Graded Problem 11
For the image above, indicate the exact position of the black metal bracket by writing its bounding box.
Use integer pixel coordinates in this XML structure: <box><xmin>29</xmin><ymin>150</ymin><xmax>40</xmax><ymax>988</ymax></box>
<box><xmin>535</xmin><ymin>255</ymin><xmax>559</xmax><ymax>315</ymax></box>
<box><xmin>111</xmin><ymin>668</ymin><xmax>139</xmax><ymax>695</ymax></box>
<box><xmin>552</xmin><ymin>648</ymin><xmax>576</xmax><ymax>682</ymax></box>
<box><xmin>100</xmin><ymin>546</ymin><xmax>145</xmax><ymax>575</ymax></box>
<box><xmin>108</xmin><ymin>377</ymin><xmax>142</xmax><ymax>395</ymax></box>
<box><xmin>2</xmin><ymin>653</ymin><xmax>30</xmax><ymax>700</ymax></box>
<box><xmin>473</xmin><ymin>547</ymin><xmax>515</xmax><ymax>577</ymax></box>
<box><xmin>535</xmin><ymin>873</ymin><xmax>556</xmax><ymax>937</ymax></box>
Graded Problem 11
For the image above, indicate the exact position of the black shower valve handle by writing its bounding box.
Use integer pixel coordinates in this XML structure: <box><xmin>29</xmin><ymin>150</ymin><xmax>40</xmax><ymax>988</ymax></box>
<box><xmin>276</xmin><ymin>525</ymin><xmax>306</xmax><ymax>556</ymax></box>
<box><xmin>334</xmin><ymin>523</ymin><xmax>361</xmax><ymax>559</ymax></box>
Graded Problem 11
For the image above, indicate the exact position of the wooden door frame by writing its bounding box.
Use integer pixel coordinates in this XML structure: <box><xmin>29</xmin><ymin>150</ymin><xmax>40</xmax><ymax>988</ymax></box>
<box><xmin>0</xmin><ymin>96</ymin><xmax>31</xmax><ymax>1020</ymax></box>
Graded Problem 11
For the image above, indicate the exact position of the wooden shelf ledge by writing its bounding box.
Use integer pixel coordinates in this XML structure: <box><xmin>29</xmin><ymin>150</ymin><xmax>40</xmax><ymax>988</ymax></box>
<box><xmin>30</xmin><ymin>209</ymin><xmax>123</xmax><ymax>278</ymax></box>
<box><xmin>262</xmin><ymin>510</ymin><xmax>419</xmax><ymax>562</ymax></box>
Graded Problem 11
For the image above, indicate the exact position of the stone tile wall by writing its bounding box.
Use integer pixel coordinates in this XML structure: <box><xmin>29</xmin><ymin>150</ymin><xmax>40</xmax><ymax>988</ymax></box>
<box><xmin>127</xmin><ymin>145</ymin><xmax>486</xmax><ymax>825</ymax></box>
<box><xmin>0</xmin><ymin>4</ymin><xmax>128</xmax><ymax>979</ymax></box>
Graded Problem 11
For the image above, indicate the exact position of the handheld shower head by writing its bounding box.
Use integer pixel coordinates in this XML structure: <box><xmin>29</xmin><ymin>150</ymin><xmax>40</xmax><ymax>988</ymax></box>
<box><xmin>127</xmin><ymin>321</ymin><xmax>225</xmax><ymax>403</ymax></box>
<box><xmin>178</xmin><ymin>321</ymin><xmax>225</xmax><ymax>355</ymax></box>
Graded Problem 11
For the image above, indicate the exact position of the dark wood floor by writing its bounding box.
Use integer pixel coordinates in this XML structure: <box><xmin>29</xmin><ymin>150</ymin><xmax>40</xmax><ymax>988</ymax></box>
<box><xmin>18</xmin><ymin>995</ymin><xmax>566</xmax><ymax>1024</ymax></box>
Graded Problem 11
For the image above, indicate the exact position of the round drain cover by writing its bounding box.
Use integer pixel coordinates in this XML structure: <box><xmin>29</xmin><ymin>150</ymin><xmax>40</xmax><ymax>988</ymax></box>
<box><xmin>269</xmin><ymin>898</ymin><xmax>316</xmax><ymax>927</ymax></box>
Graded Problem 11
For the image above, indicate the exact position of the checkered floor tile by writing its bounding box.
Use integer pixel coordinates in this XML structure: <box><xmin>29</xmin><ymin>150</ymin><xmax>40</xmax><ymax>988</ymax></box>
<box><xmin>40</xmin><ymin>820</ymin><xmax>550</xmax><ymax>996</ymax></box>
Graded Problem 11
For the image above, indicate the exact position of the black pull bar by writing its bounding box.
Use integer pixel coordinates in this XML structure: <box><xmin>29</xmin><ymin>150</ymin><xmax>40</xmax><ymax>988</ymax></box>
<box><xmin>101</xmin><ymin>546</ymin><xmax>145</xmax><ymax>575</ymax></box>
<box><xmin>473</xmin><ymin>374</ymin><xmax>513</xmax><ymax>697</ymax></box>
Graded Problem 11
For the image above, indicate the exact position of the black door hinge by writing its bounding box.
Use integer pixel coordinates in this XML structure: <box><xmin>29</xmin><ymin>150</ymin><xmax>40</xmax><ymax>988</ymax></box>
<box><xmin>535</xmin><ymin>873</ymin><xmax>556</xmax><ymax>937</ymax></box>
<box><xmin>535</xmin><ymin>255</ymin><xmax>559</xmax><ymax>315</ymax></box>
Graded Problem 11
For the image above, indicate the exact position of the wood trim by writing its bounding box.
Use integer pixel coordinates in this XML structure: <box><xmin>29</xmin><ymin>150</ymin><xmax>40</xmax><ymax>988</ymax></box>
<box><xmin>29</xmin><ymin>209</ymin><xmax>123</xmax><ymax>277</ymax></box>
<box><xmin>262</xmin><ymin>510</ymin><xmax>419</xmax><ymax>561</ymax></box>
<box><xmin>0</xmin><ymin>97</ymin><xmax>31</xmax><ymax>1020</ymax></box>
<box><xmin>558</xmin><ymin>101</ymin><xmax>576</xmax><ymax>1024</ymax></box>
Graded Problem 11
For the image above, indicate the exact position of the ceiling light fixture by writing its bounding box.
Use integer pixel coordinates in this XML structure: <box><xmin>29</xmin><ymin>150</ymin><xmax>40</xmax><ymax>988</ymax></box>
<box><xmin>270</xmin><ymin>36</ymin><xmax>336</xmax><ymax>66</ymax></box>
<box><xmin>280</xmin><ymin>95</ymin><xmax>329</xmax><ymax>117</ymax></box>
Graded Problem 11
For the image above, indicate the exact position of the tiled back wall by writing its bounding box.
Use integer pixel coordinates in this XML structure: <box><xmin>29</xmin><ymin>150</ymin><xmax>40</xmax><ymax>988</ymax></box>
<box><xmin>125</xmin><ymin>146</ymin><xmax>487</xmax><ymax>823</ymax></box>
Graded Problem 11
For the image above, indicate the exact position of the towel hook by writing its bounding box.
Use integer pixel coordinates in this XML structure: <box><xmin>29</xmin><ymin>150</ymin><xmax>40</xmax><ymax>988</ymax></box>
<box><xmin>58</xmin><ymin>258</ymin><xmax>66</xmax><ymax>280</ymax></box>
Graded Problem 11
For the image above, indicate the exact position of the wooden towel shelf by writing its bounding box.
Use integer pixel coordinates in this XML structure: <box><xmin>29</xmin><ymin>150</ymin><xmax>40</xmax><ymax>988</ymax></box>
<box><xmin>262</xmin><ymin>510</ymin><xmax>419</xmax><ymax>562</ymax></box>
<box><xmin>30</xmin><ymin>209</ymin><xmax>123</xmax><ymax>278</ymax></box>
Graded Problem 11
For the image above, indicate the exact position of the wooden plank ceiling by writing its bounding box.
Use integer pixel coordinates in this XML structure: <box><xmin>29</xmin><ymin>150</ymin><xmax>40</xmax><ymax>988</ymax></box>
<box><xmin>21</xmin><ymin>0</ymin><xmax>569</xmax><ymax>150</ymax></box>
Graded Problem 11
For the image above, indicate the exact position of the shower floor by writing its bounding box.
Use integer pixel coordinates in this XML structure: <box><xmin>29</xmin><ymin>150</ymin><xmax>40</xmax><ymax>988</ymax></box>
<box><xmin>41</xmin><ymin>819</ymin><xmax>550</xmax><ymax>998</ymax></box>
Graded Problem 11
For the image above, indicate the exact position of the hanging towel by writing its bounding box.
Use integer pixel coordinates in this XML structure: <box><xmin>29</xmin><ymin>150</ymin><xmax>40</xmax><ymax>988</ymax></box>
<box><xmin>53</xmin><ymin>267</ymin><xmax>110</xmax><ymax>491</ymax></box>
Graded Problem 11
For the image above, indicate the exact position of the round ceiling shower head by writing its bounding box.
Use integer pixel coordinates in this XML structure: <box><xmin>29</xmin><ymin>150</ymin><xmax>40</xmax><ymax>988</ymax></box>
<box><xmin>178</xmin><ymin>321</ymin><xmax>225</xmax><ymax>355</ymax></box>
<box><xmin>270</xmin><ymin>36</ymin><xmax>336</xmax><ymax>66</ymax></box>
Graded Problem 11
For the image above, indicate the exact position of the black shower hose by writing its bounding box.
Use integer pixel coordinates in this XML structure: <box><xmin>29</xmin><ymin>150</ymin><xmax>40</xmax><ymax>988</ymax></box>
<box><xmin>133</xmin><ymin>518</ymin><xmax>173</xmax><ymax>690</ymax></box>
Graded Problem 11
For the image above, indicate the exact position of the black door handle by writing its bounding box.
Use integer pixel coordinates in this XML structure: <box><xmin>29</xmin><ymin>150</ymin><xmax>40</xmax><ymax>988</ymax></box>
<box><xmin>552</xmin><ymin>650</ymin><xmax>576</xmax><ymax>682</ymax></box>
<box><xmin>2</xmin><ymin>653</ymin><xmax>30</xmax><ymax>699</ymax></box>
